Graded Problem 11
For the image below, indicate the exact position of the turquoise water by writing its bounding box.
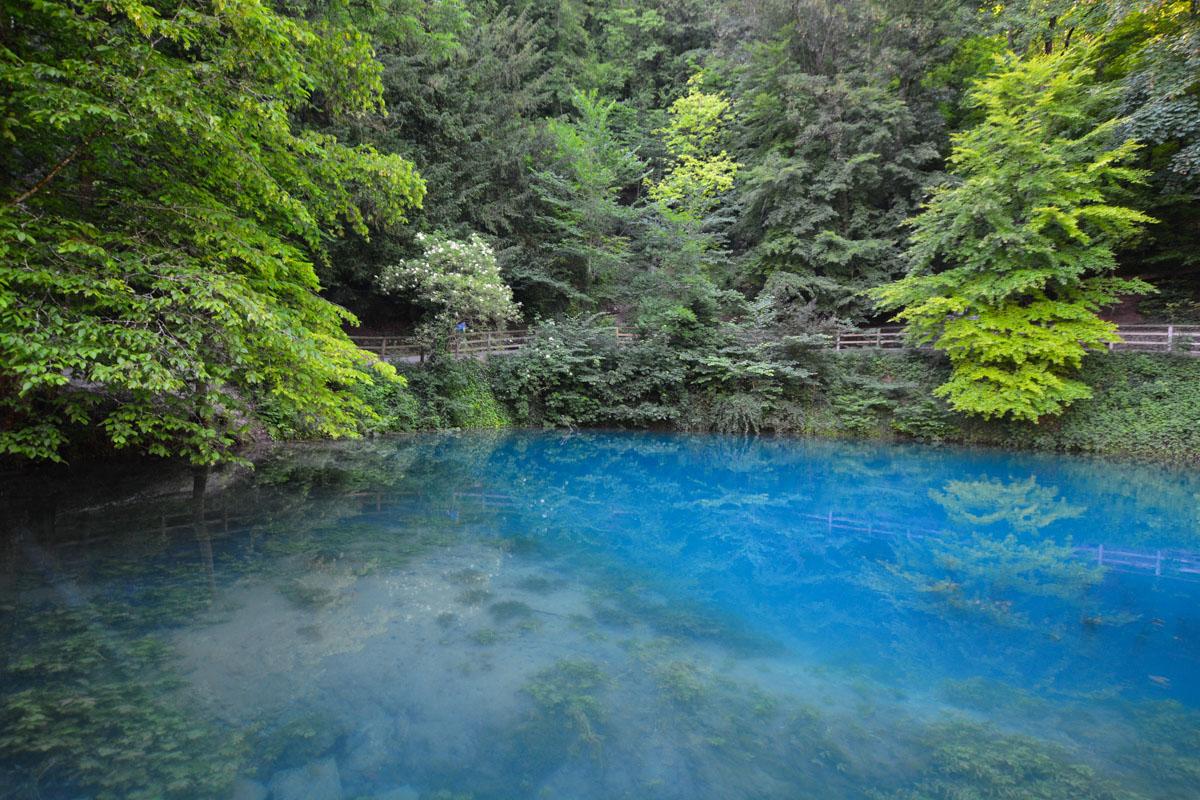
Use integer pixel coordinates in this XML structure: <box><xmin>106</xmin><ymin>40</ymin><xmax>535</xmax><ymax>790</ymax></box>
<box><xmin>2</xmin><ymin>431</ymin><xmax>1199</xmax><ymax>800</ymax></box>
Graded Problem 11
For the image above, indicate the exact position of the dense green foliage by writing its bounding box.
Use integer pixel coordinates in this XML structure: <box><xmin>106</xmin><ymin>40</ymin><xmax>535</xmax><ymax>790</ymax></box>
<box><xmin>4</xmin><ymin>0</ymin><xmax>1199</xmax><ymax>461</ymax></box>
<box><xmin>1</xmin><ymin>0</ymin><xmax>424</xmax><ymax>464</ymax></box>
<box><xmin>484</xmin><ymin>325</ymin><xmax>1200</xmax><ymax>462</ymax></box>
<box><xmin>872</xmin><ymin>48</ymin><xmax>1153</xmax><ymax>420</ymax></box>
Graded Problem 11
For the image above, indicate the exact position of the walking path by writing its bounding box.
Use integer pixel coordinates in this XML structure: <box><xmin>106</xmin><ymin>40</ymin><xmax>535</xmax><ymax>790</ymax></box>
<box><xmin>350</xmin><ymin>323</ymin><xmax>1200</xmax><ymax>362</ymax></box>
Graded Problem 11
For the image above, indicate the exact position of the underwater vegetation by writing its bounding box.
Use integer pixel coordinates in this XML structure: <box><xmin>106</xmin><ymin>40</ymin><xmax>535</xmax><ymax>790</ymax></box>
<box><xmin>4</xmin><ymin>432</ymin><xmax>1200</xmax><ymax>800</ymax></box>
<box><xmin>881</xmin><ymin>720</ymin><xmax>1140</xmax><ymax>800</ymax></box>
<box><xmin>469</xmin><ymin>628</ymin><xmax>502</xmax><ymax>646</ymax></box>
<box><xmin>0</xmin><ymin>609</ymin><xmax>244</xmax><ymax>800</ymax></box>
<box><xmin>487</xmin><ymin>600</ymin><xmax>533</xmax><ymax>623</ymax></box>
<box><xmin>514</xmin><ymin>575</ymin><xmax>567</xmax><ymax>594</ymax></box>
<box><xmin>457</xmin><ymin>588</ymin><xmax>494</xmax><ymax>607</ymax></box>
<box><xmin>277</xmin><ymin>579</ymin><xmax>339</xmax><ymax>610</ymax></box>
<box><xmin>1114</xmin><ymin>701</ymin><xmax>1200</xmax><ymax>798</ymax></box>
<box><xmin>588</xmin><ymin>581</ymin><xmax>781</xmax><ymax>655</ymax></box>
<box><xmin>520</xmin><ymin>659</ymin><xmax>610</xmax><ymax>756</ymax></box>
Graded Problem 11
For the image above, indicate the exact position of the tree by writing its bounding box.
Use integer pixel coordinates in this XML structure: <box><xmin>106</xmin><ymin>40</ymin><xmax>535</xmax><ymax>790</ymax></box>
<box><xmin>871</xmin><ymin>48</ymin><xmax>1154</xmax><ymax>421</ymax></box>
<box><xmin>647</xmin><ymin>74</ymin><xmax>741</xmax><ymax>221</ymax></box>
<box><xmin>517</xmin><ymin>90</ymin><xmax>645</xmax><ymax>311</ymax></box>
<box><xmin>733</xmin><ymin>44</ymin><xmax>939</xmax><ymax>315</ymax></box>
<box><xmin>0</xmin><ymin>0</ymin><xmax>426</xmax><ymax>464</ymax></box>
<box><xmin>314</xmin><ymin>3</ymin><xmax>548</xmax><ymax>316</ymax></box>
<box><xmin>377</xmin><ymin>233</ymin><xmax>519</xmax><ymax>352</ymax></box>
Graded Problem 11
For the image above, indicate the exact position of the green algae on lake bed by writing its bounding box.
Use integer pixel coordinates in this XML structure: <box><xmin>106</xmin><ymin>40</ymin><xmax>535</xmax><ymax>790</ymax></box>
<box><xmin>2</xmin><ymin>431</ymin><xmax>1200</xmax><ymax>799</ymax></box>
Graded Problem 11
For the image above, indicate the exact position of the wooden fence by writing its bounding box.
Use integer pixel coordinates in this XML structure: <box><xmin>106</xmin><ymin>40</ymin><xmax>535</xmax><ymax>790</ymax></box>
<box><xmin>804</xmin><ymin>510</ymin><xmax>1200</xmax><ymax>582</ymax></box>
<box><xmin>834</xmin><ymin>323</ymin><xmax>1200</xmax><ymax>354</ymax></box>
<box><xmin>350</xmin><ymin>326</ymin><xmax>635</xmax><ymax>363</ymax></box>
<box><xmin>351</xmin><ymin>323</ymin><xmax>1200</xmax><ymax>361</ymax></box>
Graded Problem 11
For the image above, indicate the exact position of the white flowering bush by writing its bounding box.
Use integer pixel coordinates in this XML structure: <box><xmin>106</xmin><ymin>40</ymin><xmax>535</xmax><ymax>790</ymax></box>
<box><xmin>378</xmin><ymin>232</ymin><xmax>519</xmax><ymax>349</ymax></box>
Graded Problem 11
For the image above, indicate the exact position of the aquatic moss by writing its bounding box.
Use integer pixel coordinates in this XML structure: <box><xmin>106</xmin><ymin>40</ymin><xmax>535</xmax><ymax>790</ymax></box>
<box><xmin>588</xmin><ymin>585</ymin><xmax>781</xmax><ymax>655</ymax></box>
<box><xmin>0</xmin><ymin>609</ymin><xmax>245</xmax><ymax>800</ymax></box>
<box><xmin>445</xmin><ymin>568</ymin><xmax>490</xmax><ymax>586</ymax></box>
<box><xmin>883</xmin><ymin>720</ymin><xmax>1142</xmax><ymax>800</ymax></box>
<box><xmin>488</xmin><ymin>600</ymin><xmax>534</xmax><ymax>622</ymax></box>
<box><xmin>1116</xmin><ymin>700</ymin><xmax>1200</xmax><ymax>797</ymax></box>
<box><xmin>625</xmin><ymin>642</ymin><xmax>855</xmax><ymax>796</ymax></box>
<box><xmin>652</xmin><ymin>659</ymin><xmax>711</xmax><ymax>709</ymax></box>
<box><xmin>521</xmin><ymin>659</ymin><xmax>610</xmax><ymax>753</ymax></box>
<box><xmin>456</xmin><ymin>588</ymin><xmax>494</xmax><ymax>606</ymax></box>
<box><xmin>470</xmin><ymin>627</ymin><xmax>502</xmax><ymax>646</ymax></box>
<box><xmin>277</xmin><ymin>579</ymin><xmax>337</xmax><ymax>610</ymax></box>
<box><xmin>250</xmin><ymin>710</ymin><xmax>342</xmax><ymax>773</ymax></box>
<box><xmin>514</xmin><ymin>575</ymin><xmax>566</xmax><ymax>594</ymax></box>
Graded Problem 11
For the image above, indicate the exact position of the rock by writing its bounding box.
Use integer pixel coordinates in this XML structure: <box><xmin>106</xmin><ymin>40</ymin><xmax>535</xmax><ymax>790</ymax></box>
<box><xmin>268</xmin><ymin>757</ymin><xmax>343</xmax><ymax>800</ymax></box>
<box><xmin>343</xmin><ymin>716</ymin><xmax>395</xmax><ymax>776</ymax></box>
<box><xmin>229</xmin><ymin>777</ymin><xmax>268</xmax><ymax>800</ymax></box>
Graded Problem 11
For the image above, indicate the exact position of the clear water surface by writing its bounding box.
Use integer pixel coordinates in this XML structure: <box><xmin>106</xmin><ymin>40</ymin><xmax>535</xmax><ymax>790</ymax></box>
<box><xmin>2</xmin><ymin>431</ymin><xmax>1199</xmax><ymax>799</ymax></box>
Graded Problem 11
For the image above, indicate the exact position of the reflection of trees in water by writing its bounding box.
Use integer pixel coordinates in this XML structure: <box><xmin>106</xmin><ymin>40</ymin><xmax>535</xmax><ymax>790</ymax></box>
<box><xmin>863</xmin><ymin>478</ymin><xmax>1104</xmax><ymax>629</ymax></box>
<box><xmin>931</xmin><ymin>476</ymin><xmax>1085</xmax><ymax>535</ymax></box>
<box><xmin>3</xmin><ymin>433</ymin><xmax>1199</xmax><ymax>799</ymax></box>
<box><xmin>900</xmin><ymin>532</ymin><xmax>1104</xmax><ymax>623</ymax></box>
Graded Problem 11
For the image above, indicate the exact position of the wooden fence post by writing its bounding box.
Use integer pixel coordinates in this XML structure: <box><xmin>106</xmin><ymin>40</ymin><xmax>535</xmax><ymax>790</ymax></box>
<box><xmin>1167</xmin><ymin>324</ymin><xmax>1175</xmax><ymax>352</ymax></box>
<box><xmin>380</xmin><ymin>338</ymin><xmax>388</xmax><ymax>360</ymax></box>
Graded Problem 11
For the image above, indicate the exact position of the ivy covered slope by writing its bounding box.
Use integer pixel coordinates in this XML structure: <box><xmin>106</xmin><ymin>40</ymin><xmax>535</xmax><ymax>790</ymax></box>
<box><xmin>0</xmin><ymin>0</ymin><xmax>424</xmax><ymax>464</ymax></box>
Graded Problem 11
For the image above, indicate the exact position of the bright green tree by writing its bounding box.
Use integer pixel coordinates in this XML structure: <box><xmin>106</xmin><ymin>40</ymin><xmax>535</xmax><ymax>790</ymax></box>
<box><xmin>647</xmin><ymin>73</ymin><xmax>741</xmax><ymax>220</ymax></box>
<box><xmin>872</xmin><ymin>48</ymin><xmax>1154</xmax><ymax>422</ymax></box>
<box><xmin>1</xmin><ymin>0</ymin><xmax>426</xmax><ymax>463</ymax></box>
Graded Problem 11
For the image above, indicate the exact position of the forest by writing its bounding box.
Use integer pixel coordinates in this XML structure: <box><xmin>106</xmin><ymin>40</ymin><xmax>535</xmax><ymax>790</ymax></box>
<box><xmin>3</xmin><ymin>0</ymin><xmax>1200</xmax><ymax>465</ymax></box>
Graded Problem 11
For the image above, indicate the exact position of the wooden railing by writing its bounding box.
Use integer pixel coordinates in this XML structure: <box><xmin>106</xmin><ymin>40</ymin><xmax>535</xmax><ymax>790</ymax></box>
<box><xmin>803</xmin><ymin>510</ymin><xmax>1200</xmax><ymax>582</ymax></box>
<box><xmin>350</xmin><ymin>326</ymin><xmax>635</xmax><ymax>363</ymax></box>
<box><xmin>834</xmin><ymin>324</ymin><xmax>1200</xmax><ymax>355</ymax></box>
<box><xmin>352</xmin><ymin>323</ymin><xmax>1199</xmax><ymax>361</ymax></box>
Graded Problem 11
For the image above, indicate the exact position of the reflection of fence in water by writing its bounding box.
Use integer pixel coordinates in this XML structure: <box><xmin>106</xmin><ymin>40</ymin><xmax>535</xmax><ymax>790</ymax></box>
<box><xmin>805</xmin><ymin>511</ymin><xmax>1200</xmax><ymax>583</ymax></box>
<box><xmin>29</xmin><ymin>491</ymin><xmax>1200</xmax><ymax>584</ymax></box>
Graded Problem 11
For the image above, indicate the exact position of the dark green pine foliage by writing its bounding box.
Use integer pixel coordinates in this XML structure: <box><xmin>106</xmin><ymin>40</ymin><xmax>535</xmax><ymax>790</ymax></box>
<box><xmin>518</xmin><ymin>91</ymin><xmax>646</xmax><ymax>311</ymax></box>
<box><xmin>317</xmin><ymin>3</ymin><xmax>550</xmax><ymax>312</ymax></box>
<box><xmin>725</xmin><ymin>0</ymin><xmax>946</xmax><ymax>320</ymax></box>
<box><xmin>1108</xmin><ymin>3</ymin><xmax>1200</xmax><ymax>281</ymax></box>
<box><xmin>733</xmin><ymin>51</ymin><xmax>940</xmax><ymax>316</ymax></box>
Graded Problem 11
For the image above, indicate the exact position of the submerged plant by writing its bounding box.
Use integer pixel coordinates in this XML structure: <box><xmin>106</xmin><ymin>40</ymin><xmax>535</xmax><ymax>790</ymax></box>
<box><xmin>521</xmin><ymin>659</ymin><xmax>610</xmax><ymax>754</ymax></box>
<box><xmin>277</xmin><ymin>579</ymin><xmax>338</xmax><ymax>610</ymax></box>
<box><xmin>652</xmin><ymin>659</ymin><xmax>712</xmax><ymax>709</ymax></box>
<box><xmin>470</xmin><ymin>628</ymin><xmax>502</xmax><ymax>646</ymax></box>
<box><xmin>883</xmin><ymin>720</ymin><xmax>1142</xmax><ymax>800</ymax></box>
<box><xmin>0</xmin><ymin>609</ymin><xmax>245</xmax><ymax>800</ymax></box>
<box><xmin>457</xmin><ymin>588</ymin><xmax>494</xmax><ymax>607</ymax></box>
<box><xmin>488</xmin><ymin>600</ymin><xmax>534</xmax><ymax>623</ymax></box>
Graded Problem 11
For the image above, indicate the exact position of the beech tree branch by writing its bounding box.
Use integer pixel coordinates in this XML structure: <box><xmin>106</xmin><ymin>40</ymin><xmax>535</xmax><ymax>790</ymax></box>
<box><xmin>8</xmin><ymin>131</ymin><xmax>100</xmax><ymax>206</ymax></box>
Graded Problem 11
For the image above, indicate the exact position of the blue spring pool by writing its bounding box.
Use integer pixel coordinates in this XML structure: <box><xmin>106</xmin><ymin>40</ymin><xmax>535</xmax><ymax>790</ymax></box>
<box><xmin>2</xmin><ymin>430</ymin><xmax>1198</xmax><ymax>799</ymax></box>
